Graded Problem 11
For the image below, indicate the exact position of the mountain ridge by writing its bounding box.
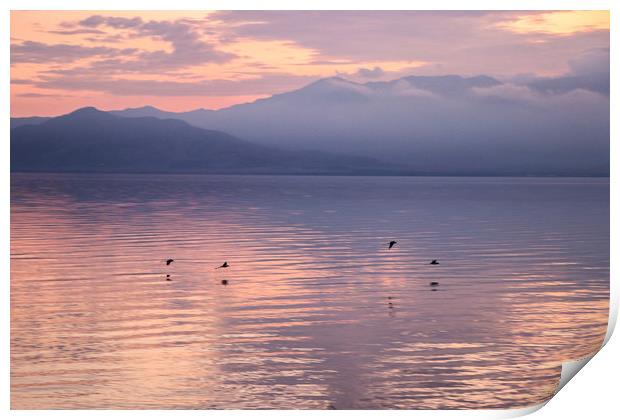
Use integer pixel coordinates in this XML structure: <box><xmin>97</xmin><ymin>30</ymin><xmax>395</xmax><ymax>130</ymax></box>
<box><xmin>11</xmin><ymin>107</ymin><xmax>411</xmax><ymax>175</ymax></box>
<box><xmin>11</xmin><ymin>72</ymin><xmax>609</xmax><ymax>176</ymax></box>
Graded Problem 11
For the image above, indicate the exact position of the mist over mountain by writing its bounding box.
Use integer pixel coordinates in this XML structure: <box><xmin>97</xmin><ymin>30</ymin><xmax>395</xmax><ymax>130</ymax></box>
<box><xmin>10</xmin><ymin>107</ymin><xmax>402</xmax><ymax>175</ymax></box>
<box><xmin>108</xmin><ymin>74</ymin><xmax>608</xmax><ymax>176</ymax></box>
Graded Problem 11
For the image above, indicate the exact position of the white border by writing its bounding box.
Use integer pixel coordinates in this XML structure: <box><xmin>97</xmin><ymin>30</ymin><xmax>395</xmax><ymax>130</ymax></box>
<box><xmin>3</xmin><ymin>1</ymin><xmax>617</xmax><ymax>419</ymax></box>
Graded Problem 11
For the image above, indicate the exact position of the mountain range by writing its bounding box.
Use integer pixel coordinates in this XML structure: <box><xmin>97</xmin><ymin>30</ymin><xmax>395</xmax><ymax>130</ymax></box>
<box><xmin>10</xmin><ymin>107</ymin><xmax>403</xmax><ymax>175</ymax></box>
<box><xmin>11</xmin><ymin>74</ymin><xmax>610</xmax><ymax>176</ymax></box>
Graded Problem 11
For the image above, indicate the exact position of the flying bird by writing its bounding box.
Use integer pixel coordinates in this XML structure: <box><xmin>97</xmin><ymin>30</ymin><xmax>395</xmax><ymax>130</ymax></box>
<box><xmin>216</xmin><ymin>262</ymin><xmax>229</xmax><ymax>269</ymax></box>
<box><xmin>388</xmin><ymin>240</ymin><xmax>397</xmax><ymax>250</ymax></box>
<box><xmin>166</xmin><ymin>274</ymin><xmax>172</xmax><ymax>281</ymax></box>
<box><xmin>430</xmin><ymin>259</ymin><xmax>439</xmax><ymax>265</ymax></box>
<box><xmin>221</xmin><ymin>279</ymin><xmax>229</xmax><ymax>285</ymax></box>
<box><xmin>430</xmin><ymin>281</ymin><xmax>439</xmax><ymax>286</ymax></box>
<box><xmin>166</xmin><ymin>259</ymin><xmax>174</xmax><ymax>266</ymax></box>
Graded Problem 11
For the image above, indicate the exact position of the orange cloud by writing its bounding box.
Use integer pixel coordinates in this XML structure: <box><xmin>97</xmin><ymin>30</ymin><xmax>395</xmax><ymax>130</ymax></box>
<box><xmin>496</xmin><ymin>10</ymin><xmax>609</xmax><ymax>35</ymax></box>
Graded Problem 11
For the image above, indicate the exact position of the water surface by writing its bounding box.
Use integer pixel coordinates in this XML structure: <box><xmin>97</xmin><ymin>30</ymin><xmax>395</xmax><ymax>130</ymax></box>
<box><xmin>11</xmin><ymin>174</ymin><xmax>609</xmax><ymax>409</ymax></box>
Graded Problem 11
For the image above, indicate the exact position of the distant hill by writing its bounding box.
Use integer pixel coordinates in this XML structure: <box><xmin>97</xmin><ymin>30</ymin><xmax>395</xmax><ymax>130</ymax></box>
<box><xmin>10</xmin><ymin>116</ymin><xmax>51</xmax><ymax>130</ymax></box>
<box><xmin>10</xmin><ymin>107</ymin><xmax>407</xmax><ymax>175</ymax></box>
<box><xmin>110</xmin><ymin>105</ymin><xmax>215</xmax><ymax>129</ymax></box>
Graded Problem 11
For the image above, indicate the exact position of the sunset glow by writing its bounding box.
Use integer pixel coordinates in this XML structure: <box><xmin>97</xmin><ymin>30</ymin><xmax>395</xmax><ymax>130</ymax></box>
<box><xmin>10</xmin><ymin>10</ymin><xmax>610</xmax><ymax>116</ymax></box>
<box><xmin>496</xmin><ymin>10</ymin><xmax>609</xmax><ymax>35</ymax></box>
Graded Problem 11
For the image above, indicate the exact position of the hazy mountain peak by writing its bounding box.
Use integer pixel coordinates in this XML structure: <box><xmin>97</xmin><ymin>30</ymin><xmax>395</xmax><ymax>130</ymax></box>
<box><xmin>68</xmin><ymin>106</ymin><xmax>102</xmax><ymax>116</ymax></box>
<box><xmin>53</xmin><ymin>107</ymin><xmax>120</xmax><ymax>124</ymax></box>
<box><xmin>127</xmin><ymin>105</ymin><xmax>162</xmax><ymax>112</ymax></box>
<box><xmin>111</xmin><ymin>105</ymin><xmax>172</xmax><ymax>118</ymax></box>
<box><xmin>306</xmin><ymin>76</ymin><xmax>347</xmax><ymax>85</ymax></box>
<box><xmin>284</xmin><ymin>76</ymin><xmax>372</xmax><ymax>103</ymax></box>
<box><xmin>284</xmin><ymin>75</ymin><xmax>364</xmax><ymax>92</ymax></box>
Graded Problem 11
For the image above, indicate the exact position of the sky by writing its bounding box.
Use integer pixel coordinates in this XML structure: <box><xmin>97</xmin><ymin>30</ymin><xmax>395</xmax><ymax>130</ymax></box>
<box><xmin>10</xmin><ymin>10</ymin><xmax>610</xmax><ymax>117</ymax></box>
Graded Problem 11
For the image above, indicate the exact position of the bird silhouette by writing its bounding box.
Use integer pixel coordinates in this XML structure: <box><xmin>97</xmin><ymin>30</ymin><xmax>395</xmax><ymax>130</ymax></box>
<box><xmin>430</xmin><ymin>281</ymin><xmax>439</xmax><ymax>286</ymax></box>
<box><xmin>166</xmin><ymin>259</ymin><xmax>174</xmax><ymax>266</ymax></box>
<box><xmin>216</xmin><ymin>261</ymin><xmax>229</xmax><ymax>269</ymax></box>
<box><xmin>166</xmin><ymin>274</ymin><xmax>172</xmax><ymax>281</ymax></box>
<box><xmin>430</xmin><ymin>259</ymin><xmax>439</xmax><ymax>265</ymax></box>
<box><xmin>221</xmin><ymin>279</ymin><xmax>229</xmax><ymax>285</ymax></box>
<box><xmin>388</xmin><ymin>240</ymin><xmax>397</xmax><ymax>250</ymax></box>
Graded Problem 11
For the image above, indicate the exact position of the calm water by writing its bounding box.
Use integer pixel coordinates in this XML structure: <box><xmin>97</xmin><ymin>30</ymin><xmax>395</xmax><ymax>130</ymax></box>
<box><xmin>11</xmin><ymin>174</ymin><xmax>609</xmax><ymax>409</ymax></box>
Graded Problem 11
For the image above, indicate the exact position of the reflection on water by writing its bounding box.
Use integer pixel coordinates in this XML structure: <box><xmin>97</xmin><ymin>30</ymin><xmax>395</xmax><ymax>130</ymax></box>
<box><xmin>11</xmin><ymin>174</ymin><xmax>609</xmax><ymax>409</ymax></box>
